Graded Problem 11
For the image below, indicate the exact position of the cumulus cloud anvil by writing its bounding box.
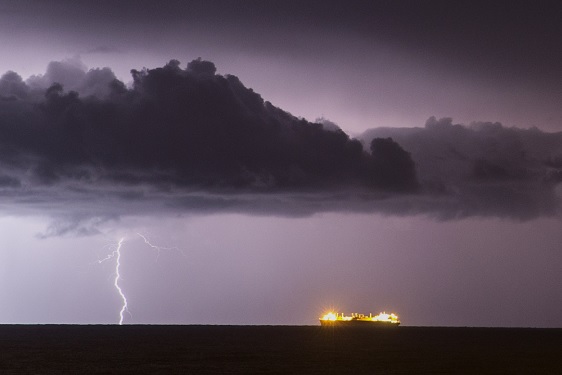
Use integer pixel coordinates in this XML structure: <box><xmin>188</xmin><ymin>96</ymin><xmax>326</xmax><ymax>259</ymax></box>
<box><xmin>0</xmin><ymin>58</ymin><xmax>561</xmax><ymax>232</ymax></box>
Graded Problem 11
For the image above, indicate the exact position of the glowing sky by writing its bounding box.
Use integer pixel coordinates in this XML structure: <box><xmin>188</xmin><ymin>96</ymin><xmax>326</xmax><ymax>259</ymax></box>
<box><xmin>0</xmin><ymin>1</ymin><xmax>561</xmax><ymax>326</ymax></box>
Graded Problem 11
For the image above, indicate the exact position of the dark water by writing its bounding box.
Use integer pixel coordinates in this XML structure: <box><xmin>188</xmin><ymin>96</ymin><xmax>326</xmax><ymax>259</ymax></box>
<box><xmin>0</xmin><ymin>325</ymin><xmax>561</xmax><ymax>374</ymax></box>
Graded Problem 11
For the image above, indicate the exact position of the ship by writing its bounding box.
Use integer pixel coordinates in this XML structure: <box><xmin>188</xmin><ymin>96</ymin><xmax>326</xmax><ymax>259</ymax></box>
<box><xmin>319</xmin><ymin>311</ymin><xmax>400</xmax><ymax>327</ymax></box>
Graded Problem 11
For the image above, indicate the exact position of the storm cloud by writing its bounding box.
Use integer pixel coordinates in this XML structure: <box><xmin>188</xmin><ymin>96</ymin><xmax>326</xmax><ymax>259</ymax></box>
<box><xmin>0</xmin><ymin>58</ymin><xmax>560</xmax><ymax>229</ymax></box>
<box><xmin>0</xmin><ymin>58</ymin><xmax>419</xmax><ymax>223</ymax></box>
<box><xmin>360</xmin><ymin>117</ymin><xmax>562</xmax><ymax>220</ymax></box>
<box><xmin>0</xmin><ymin>58</ymin><xmax>417</xmax><ymax>190</ymax></box>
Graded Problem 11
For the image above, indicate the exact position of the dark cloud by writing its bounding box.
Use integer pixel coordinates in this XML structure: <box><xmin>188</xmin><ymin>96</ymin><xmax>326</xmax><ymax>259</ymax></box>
<box><xmin>314</xmin><ymin>117</ymin><xmax>341</xmax><ymax>133</ymax></box>
<box><xmin>367</xmin><ymin>138</ymin><xmax>417</xmax><ymax>192</ymax></box>
<box><xmin>0</xmin><ymin>174</ymin><xmax>20</xmax><ymax>187</ymax></box>
<box><xmin>26</xmin><ymin>57</ymin><xmax>117</xmax><ymax>98</ymax></box>
<box><xmin>0</xmin><ymin>58</ymin><xmax>422</xmax><ymax>230</ymax></box>
<box><xmin>35</xmin><ymin>215</ymin><xmax>115</xmax><ymax>239</ymax></box>
<box><xmin>0</xmin><ymin>71</ymin><xmax>29</xmax><ymax>100</ymax></box>
<box><xmin>0</xmin><ymin>58</ymin><xmax>560</xmax><ymax>228</ymax></box>
<box><xmin>360</xmin><ymin>117</ymin><xmax>562</xmax><ymax>220</ymax></box>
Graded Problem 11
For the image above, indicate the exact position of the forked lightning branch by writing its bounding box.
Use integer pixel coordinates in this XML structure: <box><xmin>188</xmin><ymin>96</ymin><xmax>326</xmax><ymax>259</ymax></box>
<box><xmin>97</xmin><ymin>233</ymin><xmax>182</xmax><ymax>325</ymax></box>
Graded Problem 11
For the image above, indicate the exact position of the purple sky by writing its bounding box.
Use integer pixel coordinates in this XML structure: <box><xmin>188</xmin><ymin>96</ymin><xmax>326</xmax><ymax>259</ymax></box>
<box><xmin>0</xmin><ymin>1</ymin><xmax>561</xmax><ymax>326</ymax></box>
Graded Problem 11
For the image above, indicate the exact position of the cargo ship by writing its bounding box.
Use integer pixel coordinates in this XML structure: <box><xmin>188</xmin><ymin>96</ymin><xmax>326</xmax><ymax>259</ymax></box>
<box><xmin>319</xmin><ymin>311</ymin><xmax>400</xmax><ymax>327</ymax></box>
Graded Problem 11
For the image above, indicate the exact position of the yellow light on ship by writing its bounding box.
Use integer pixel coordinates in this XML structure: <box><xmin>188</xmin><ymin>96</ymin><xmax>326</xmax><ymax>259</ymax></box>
<box><xmin>372</xmin><ymin>312</ymin><xmax>399</xmax><ymax>322</ymax></box>
<box><xmin>321</xmin><ymin>312</ymin><xmax>337</xmax><ymax>321</ymax></box>
<box><xmin>319</xmin><ymin>310</ymin><xmax>400</xmax><ymax>325</ymax></box>
<box><xmin>374</xmin><ymin>313</ymin><xmax>389</xmax><ymax>321</ymax></box>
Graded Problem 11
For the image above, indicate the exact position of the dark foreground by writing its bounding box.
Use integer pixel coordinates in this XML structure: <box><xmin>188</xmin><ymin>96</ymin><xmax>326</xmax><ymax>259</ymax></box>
<box><xmin>1</xmin><ymin>325</ymin><xmax>561</xmax><ymax>374</ymax></box>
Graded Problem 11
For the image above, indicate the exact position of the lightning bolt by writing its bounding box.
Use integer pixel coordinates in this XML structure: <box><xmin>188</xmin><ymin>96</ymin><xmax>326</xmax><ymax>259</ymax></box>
<box><xmin>136</xmin><ymin>232</ymin><xmax>181</xmax><ymax>261</ymax></box>
<box><xmin>97</xmin><ymin>238</ymin><xmax>129</xmax><ymax>325</ymax></box>
<box><xmin>97</xmin><ymin>233</ymin><xmax>183</xmax><ymax>325</ymax></box>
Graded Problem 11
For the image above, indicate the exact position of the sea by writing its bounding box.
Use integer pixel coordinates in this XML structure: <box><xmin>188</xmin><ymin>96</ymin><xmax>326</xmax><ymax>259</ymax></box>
<box><xmin>0</xmin><ymin>325</ymin><xmax>561</xmax><ymax>374</ymax></box>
